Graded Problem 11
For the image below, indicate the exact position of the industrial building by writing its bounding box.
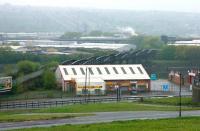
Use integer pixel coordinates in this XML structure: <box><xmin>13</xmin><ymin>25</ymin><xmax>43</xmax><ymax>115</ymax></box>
<box><xmin>168</xmin><ymin>40</ymin><xmax>200</xmax><ymax>46</ymax></box>
<box><xmin>55</xmin><ymin>64</ymin><xmax>150</xmax><ymax>95</ymax></box>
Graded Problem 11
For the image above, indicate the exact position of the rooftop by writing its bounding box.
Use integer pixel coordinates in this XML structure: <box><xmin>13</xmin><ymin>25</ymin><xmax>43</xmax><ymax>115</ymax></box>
<box><xmin>57</xmin><ymin>64</ymin><xmax>150</xmax><ymax>81</ymax></box>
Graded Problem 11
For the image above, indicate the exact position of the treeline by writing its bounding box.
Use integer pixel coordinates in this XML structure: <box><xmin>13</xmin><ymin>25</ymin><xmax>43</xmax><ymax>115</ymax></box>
<box><xmin>60</xmin><ymin>30</ymin><xmax>115</xmax><ymax>39</ymax></box>
<box><xmin>159</xmin><ymin>46</ymin><xmax>200</xmax><ymax>61</ymax></box>
<box><xmin>11</xmin><ymin>60</ymin><xmax>58</xmax><ymax>93</ymax></box>
<box><xmin>129</xmin><ymin>36</ymin><xmax>200</xmax><ymax>62</ymax></box>
<box><xmin>0</xmin><ymin>48</ymin><xmax>115</xmax><ymax>64</ymax></box>
<box><xmin>0</xmin><ymin>48</ymin><xmax>87</xmax><ymax>64</ymax></box>
<box><xmin>129</xmin><ymin>35</ymin><xmax>165</xmax><ymax>49</ymax></box>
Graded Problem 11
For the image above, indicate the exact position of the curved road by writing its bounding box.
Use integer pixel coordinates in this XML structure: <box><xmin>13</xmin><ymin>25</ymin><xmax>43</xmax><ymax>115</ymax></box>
<box><xmin>1</xmin><ymin>110</ymin><xmax>200</xmax><ymax>130</ymax></box>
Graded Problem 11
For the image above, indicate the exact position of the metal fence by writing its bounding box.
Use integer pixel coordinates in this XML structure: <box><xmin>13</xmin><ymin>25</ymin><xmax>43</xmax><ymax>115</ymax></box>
<box><xmin>0</xmin><ymin>96</ymin><xmax>169</xmax><ymax>110</ymax></box>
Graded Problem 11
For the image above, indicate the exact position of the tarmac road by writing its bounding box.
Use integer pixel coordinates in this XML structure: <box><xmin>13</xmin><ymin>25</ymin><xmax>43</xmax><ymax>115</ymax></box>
<box><xmin>1</xmin><ymin>110</ymin><xmax>200</xmax><ymax>130</ymax></box>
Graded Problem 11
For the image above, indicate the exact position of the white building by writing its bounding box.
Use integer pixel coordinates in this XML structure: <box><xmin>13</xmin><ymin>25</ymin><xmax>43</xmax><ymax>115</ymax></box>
<box><xmin>168</xmin><ymin>40</ymin><xmax>200</xmax><ymax>46</ymax></box>
<box><xmin>55</xmin><ymin>64</ymin><xmax>150</xmax><ymax>95</ymax></box>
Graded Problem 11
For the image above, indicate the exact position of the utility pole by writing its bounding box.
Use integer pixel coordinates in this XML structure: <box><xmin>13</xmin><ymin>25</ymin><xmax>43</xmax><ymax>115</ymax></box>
<box><xmin>115</xmin><ymin>84</ymin><xmax>119</xmax><ymax>102</ymax></box>
<box><xmin>88</xmin><ymin>67</ymin><xmax>90</xmax><ymax>100</ymax></box>
<box><xmin>84</xmin><ymin>67</ymin><xmax>88</xmax><ymax>103</ymax></box>
<box><xmin>179</xmin><ymin>73</ymin><xmax>182</xmax><ymax>117</ymax></box>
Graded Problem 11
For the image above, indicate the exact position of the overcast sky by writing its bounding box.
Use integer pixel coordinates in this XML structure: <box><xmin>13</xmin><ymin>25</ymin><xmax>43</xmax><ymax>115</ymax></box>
<box><xmin>0</xmin><ymin>0</ymin><xmax>200</xmax><ymax>12</ymax></box>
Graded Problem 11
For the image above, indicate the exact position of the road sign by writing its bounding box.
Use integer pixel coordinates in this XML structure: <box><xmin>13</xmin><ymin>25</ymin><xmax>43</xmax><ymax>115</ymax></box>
<box><xmin>162</xmin><ymin>84</ymin><xmax>169</xmax><ymax>91</ymax></box>
<box><xmin>151</xmin><ymin>74</ymin><xmax>157</xmax><ymax>80</ymax></box>
<box><xmin>0</xmin><ymin>77</ymin><xmax>12</xmax><ymax>92</ymax></box>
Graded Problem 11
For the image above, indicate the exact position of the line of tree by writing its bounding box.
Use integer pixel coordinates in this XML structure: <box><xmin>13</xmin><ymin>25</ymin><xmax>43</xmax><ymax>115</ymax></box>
<box><xmin>129</xmin><ymin>35</ymin><xmax>165</xmax><ymax>49</ymax></box>
<box><xmin>59</xmin><ymin>30</ymin><xmax>116</xmax><ymax>39</ymax></box>
<box><xmin>11</xmin><ymin>61</ymin><xmax>58</xmax><ymax>94</ymax></box>
<box><xmin>0</xmin><ymin>47</ymin><xmax>115</xmax><ymax>65</ymax></box>
<box><xmin>0</xmin><ymin>47</ymin><xmax>88</xmax><ymax>64</ymax></box>
<box><xmin>159</xmin><ymin>46</ymin><xmax>200</xmax><ymax>61</ymax></box>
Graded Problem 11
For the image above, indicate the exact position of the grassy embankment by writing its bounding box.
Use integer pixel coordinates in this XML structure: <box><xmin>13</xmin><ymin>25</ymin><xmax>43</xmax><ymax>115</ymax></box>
<box><xmin>13</xmin><ymin>117</ymin><xmax>200</xmax><ymax>131</ymax></box>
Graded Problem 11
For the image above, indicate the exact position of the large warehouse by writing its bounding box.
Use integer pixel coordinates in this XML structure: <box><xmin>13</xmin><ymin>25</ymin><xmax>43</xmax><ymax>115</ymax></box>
<box><xmin>55</xmin><ymin>64</ymin><xmax>150</xmax><ymax>95</ymax></box>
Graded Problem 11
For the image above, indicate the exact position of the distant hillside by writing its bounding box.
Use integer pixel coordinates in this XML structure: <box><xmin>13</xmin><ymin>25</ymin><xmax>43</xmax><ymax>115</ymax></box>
<box><xmin>0</xmin><ymin>4</ymin><xmax>200</xmax><ymax>36</ymax></box>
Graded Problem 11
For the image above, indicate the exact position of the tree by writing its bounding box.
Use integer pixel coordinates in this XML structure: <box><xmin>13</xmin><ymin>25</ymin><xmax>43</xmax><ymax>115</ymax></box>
<box><xmin>12</xmin><ymin>73</ymin><xmax>25</xmax><ymax>94</ymax></box>
<box><xmin>160</xmin><ymin>46</ymin><xmax>176</xmax><ymax>60</ymax></box>
<box><xmin>3</xmin><ymin>64</ymin><xmax>14</xmax><ymax>76</ymax></box>
<box><xmin>88</xmin><ymin>30</ymin><xmax>114</xmax><ymax>37</ymax></box>
<box><xmin>158</xmin><ymin>46</ymin><xmax>200</xmax><ymax>61</ymax></box>
<box><xmin>88</xmin><ymin>30</ymin><xmax>103</xmax><ymax>36</ymax></box>
<box><xmin>129</xmin><ymin>35</ymin><xmax>164</xmax><ymax>49</ymax></box>
<box><xmin>45</xmin><ymin>61</ymin><xmax>59</xmax><ymax>69</ymax></box>
<box><xmin>43</xmin><ymin>69</ymin><xmax>56</xmax><ymax>89</ymax></box>
<box><xmin>60</xmin><ymin>32</ymin><xmax>82</xmax><ymax>39</ymax></box>
<box><xmin>17</xmin><ymin>60</ymin><xmax>40</xmax><ymax>74</ymax></box>
<box><xmin>7</xmin><ymin>42</ymin><xmax>20</xmax><ymax>46</ymax></box>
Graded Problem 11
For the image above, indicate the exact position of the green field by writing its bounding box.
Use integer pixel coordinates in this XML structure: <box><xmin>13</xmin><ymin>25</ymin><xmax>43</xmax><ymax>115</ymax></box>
<box><xmin>143</xmin><ymin>97</ymin><xmax>200</xmax><ymax>106</ymax></box>
<box><xmin>1</xmin><ymin>102</ymin><xmax>200</xmax><ymax>115</ymax></box>
<box><xmin>34</xmin><ymin>102</ymin><xmax>200</xmax><ymax>113</ymax></box>
<box><xmin>0</xmin><ymin>113</ymin><xmax>89</xmax><ymax>123</ymax></box>
<box><xmin>13</xmin><ymin>117</ymin><xmax>200</xmax><ymax>131</ymax></box>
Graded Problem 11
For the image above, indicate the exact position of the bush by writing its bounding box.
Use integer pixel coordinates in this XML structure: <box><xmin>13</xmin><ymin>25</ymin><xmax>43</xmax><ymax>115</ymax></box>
<box><xmin>43</xmin><ymin>69</ymin><xmax>57</xmax><ymax>89</ymax></box>
<box><xmin>17</xmin><ymin>60</ymin><xmax>40</xmax><ymax>74</ymax></box>
<box><xmin>47</xmin><ymin>92</ymin><xmax>54</xmax><ymax>98</ymax></box>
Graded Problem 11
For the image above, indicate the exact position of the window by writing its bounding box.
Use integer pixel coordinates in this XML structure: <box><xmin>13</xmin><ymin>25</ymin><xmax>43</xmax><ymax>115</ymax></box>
<box><xmin>96</xmin><ymin>67</ymin><xmax>102</xmax><ymax>74</ymax></box>
<box><xmin>80</xmin><ymin>68</ymin><xmax>85</xmax><ymax>75</ymax></box>
<box><xmin>129</xmin><ymin>67</ymin><xmax>135</xmax><ymax>74</ymax></box>
<box><xmin>63</xmin><ymin>68</ymin><xmax>68</xmax><ymax>75</ymax></box>
<box><xmin>113</xmin><ymin>67</ymin><xmax>119</xmax><ymax>74</ymax></box>
<box><xmin>104</xmin><ymin>67</ymin><xmax>110</xmax><ymax>74</ymax></box>
<box><xmin>71</xmin><ymin>68</ymin><xmax>77</xmax><ymax>75</ymax></box>
<box><xmin>88</xmin><ymin>68</ymin><xmax>94</xmax><ymax>75</ymax></box>
<box><xmin>137</xmin><ymin>67</ymin><xmax>144</xmax><ymax>74</ymax></box>
<box><xmin>121</xmin><ymin>67</ymin><xmax>127</xmax><ymax>74</ymax></box>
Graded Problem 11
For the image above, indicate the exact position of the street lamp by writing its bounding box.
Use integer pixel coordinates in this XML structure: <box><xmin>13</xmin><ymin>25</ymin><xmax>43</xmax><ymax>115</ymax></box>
<box><xmin>88</xmin><ymin>67</ymin><xmax>91</xmax><ymax>100</ymax></box>
<box><xmin>179</xmin><ymin>73</ymin><xmax>182</xmax><ymax>117</ymax></box>
<box><xmin>84</xmin><ymin>67</ymin><xmax>88</xmax><ymax>103</ymax></box>
<box><xmin>115</xmin><ymin>83</ymin><xmax>120</xmax><ymax>102</ymax></box>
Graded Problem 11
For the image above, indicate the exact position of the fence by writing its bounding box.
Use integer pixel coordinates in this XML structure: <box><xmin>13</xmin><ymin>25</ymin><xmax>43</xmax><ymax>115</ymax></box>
<box><xmin>0</xmin><ymin>96</ymin><xmax>169</xmax><ymax>110</ymax></box>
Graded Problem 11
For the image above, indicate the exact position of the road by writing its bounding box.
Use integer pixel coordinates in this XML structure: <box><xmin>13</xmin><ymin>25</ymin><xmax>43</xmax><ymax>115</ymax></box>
<box><xmin>1</xmin><ymin>110</ymin><xmax>200</xmax><ymax>130</ymax></box>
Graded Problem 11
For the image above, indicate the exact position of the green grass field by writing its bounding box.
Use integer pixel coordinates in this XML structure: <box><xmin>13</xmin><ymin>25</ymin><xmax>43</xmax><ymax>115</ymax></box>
<box><xmin>0</xmin><ymin>113</ymin><xmax>89</xmax><ymax>123</ymax></box>
<box><xmin>1</xmin><ymin>102</ymin><xmax>197</xmax><ymax>115</ymax></box>
<box><xmin>35</xmin><ymin>102</ymin><xmax>200</xmax><ymax>113</ymax></box>
<box><xmin>143</xmin><ymin>97</ymin><xmax>200</xmax><ymax>106</ymax></box>
<box><xmin>13</xmin><ymin>117</ymin><xmax>200</xmax><ymax>131</ymax></box>
<box><xmin>1</xmin><ymin>102</ymin><xmax>177</xmax><ymax>115</ymax></box>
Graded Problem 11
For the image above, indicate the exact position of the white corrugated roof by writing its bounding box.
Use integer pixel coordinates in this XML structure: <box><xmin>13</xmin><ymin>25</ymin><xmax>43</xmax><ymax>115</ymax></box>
<box><xmin>58</xmin><ymin>64</ymin><xmax>150</xmax><ymax>81</ymax></box>
<box><xmin>175</xmin><ymin>40</ymin><xmax>200</xmax><ymax>44</ymax></box>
